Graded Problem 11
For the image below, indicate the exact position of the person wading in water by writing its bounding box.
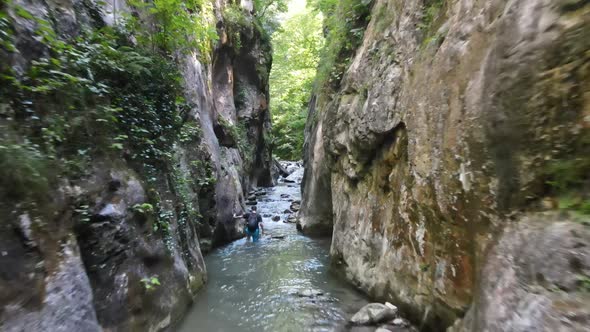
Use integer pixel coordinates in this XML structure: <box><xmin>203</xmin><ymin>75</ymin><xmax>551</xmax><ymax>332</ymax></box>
<box><xmin>234</xmin><ymin>206</ymin><xmax>264</xmax><ymax>242</ymax></box>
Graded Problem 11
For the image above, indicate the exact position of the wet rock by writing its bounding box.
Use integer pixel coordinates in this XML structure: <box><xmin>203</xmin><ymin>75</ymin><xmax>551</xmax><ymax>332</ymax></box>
<box><xmin>247</xmin><ymin>195</ymin><xmax>257</xmax><ymax>201</ymax></box>
<box><xmin>283</xmin><ymin>179</ymin><xmax>295</xmax><ymax>183</ymax></box>
<box><xmin>286</xmin><ymin>215</ymin><xmax>298</xmax><ymax>223</ymax></box>
<box><xmin>376</xmin><ymin>326</ymin><xmax>416</xmax><ymax>332</ymax></box>
<box><xmin>296</xmin><ymin>289</ymin><xmax>324</xmax><ymax>297</ymax></box>
<box><xmin>263</xmin><ymin>214</ymin><xmax>271</xmax><ymax>218</ymax></box>
<box><xmin>450</xmin><ymin>214</ymin><xmax>590</xmax><ymax>332</ymax></box>
<box><xmin>283</xmin><ymin>209</ymin><xmax>291</xmax><ymax>214</ymax></box>
<box><xmin>376</xmin><ymin>317</ymin><xmax>416</xmax><ymax>332</ymax></box>
<box><xmin>255</xmin><ymin>192</ymin><xmax>266</xmax><ymax>197</ymax></box>
<box><xmin>246</xmin><ymin>201</ymin><xmax>257</xmax><ymax>206</ymax></box>
<box><xmin>350</xmin><ymin>327</ymin><xmax>376</xmax><ymax>332</ymax></box>
<box><xmin>271</xmin><ymin>234</ymin><xmax>285</xmax><ymax>239</ymax></box>
<box><xmin>271</xmin><ymin>215</ymin><xmax>280</xmax><ymax>222</ymax></box>
<box><xmin>392</xmin><ymin>318</ymin><xmax>408</xmax><ymax>326</ymax></box>
<box><xmin>274</xmin><ymin>159</ymin><xmax>290</xmax><ymax>177</ymax></box>
<box><xmin>199</xmin><ymin>239</ymin><xmax>213</xmax><ymax>254</ymax></box>
<box><xmin>290</xmin><ymin>202</ymin><xmax>301</xmax><ymax>212</ymax></box>
<box><xmin>350</xmin><ymin>303</ymin><xmax>398</xmax><ymax>326</ymax></box>
<box><xmin>280</xmin><ymin>194</ymin><xmax>290</xmax><ymax>198</ymax></box>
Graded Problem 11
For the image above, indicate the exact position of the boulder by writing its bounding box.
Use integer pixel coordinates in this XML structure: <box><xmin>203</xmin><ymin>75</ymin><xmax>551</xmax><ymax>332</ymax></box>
<box><xmin>350</xmin><ymin>303</ymin><xmax>398</xmax><ymax>326</ymax></box>
<box><xmin>271</xmin><ymin>215</ymin><xmax>280</xmax><ymax>222</ymax></box>
<box><xmin>290</xmin><ymin>202</ymin><xmax>301</xmax><ymax>212</ymax></box>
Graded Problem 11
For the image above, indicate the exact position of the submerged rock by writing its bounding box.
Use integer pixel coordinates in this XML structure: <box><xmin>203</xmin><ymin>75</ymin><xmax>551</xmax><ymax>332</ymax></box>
<box><xmin>296</xmin><ymin>289</ymin><xmax>324</xmax><ymax>298</ymax></box>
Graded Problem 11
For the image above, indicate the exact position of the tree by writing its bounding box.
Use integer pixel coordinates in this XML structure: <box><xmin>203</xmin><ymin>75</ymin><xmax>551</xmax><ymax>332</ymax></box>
<box><xmin>269</xmin><ymin>7</ymin><xmax>323</xmax><ymax>160</ymax></box>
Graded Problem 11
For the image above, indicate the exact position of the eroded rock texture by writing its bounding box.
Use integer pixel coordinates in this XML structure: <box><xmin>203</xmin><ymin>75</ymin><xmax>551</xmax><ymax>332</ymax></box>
<box><xmin>0</xmin><ymin>0</ymin><xmax>272</xmax><ymax>330</ymax></box>
<box><xmin>301</xmin><ymin>0</ymin><xmax>589</xmax><ymax>329</ymax></box>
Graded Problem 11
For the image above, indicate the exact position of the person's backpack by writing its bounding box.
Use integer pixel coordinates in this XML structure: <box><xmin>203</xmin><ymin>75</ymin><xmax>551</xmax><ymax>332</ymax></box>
<box><xmin>247</xmin><ymin>213</ymin><xmax>259</xmax><ymax>232</ymax></box>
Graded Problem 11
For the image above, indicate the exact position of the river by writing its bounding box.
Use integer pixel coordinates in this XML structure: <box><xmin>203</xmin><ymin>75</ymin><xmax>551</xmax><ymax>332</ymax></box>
<box><xmin>177</xmin><ymin>164</ymin><xmax>369</xmax><ymax>332</ymax></box>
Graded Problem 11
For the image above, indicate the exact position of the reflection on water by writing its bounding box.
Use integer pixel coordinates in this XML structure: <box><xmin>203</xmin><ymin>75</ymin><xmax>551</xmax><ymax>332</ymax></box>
<box><xmin>177</xmin><ymin>167</ymin><xmax>368</xmax><ymax>332</ymax></box>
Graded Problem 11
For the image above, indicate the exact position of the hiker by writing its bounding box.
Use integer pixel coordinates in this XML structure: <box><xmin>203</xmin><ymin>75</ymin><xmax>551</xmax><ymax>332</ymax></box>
<box><xmin>234</xmin><ymin>206</ymin><xmax>264</xmax><ymax>242</ymax></box>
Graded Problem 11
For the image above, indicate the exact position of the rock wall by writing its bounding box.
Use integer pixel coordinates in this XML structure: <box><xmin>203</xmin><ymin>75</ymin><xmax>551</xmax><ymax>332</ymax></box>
<box><xmin>301</xmin><ymin>0</ymin><xmax>589</xmax><ymax>329</ymax></box>
<box><xmin>0</xmin><ymin>0</ymin><xmax>272</xmax><ymax>330</ymax></box>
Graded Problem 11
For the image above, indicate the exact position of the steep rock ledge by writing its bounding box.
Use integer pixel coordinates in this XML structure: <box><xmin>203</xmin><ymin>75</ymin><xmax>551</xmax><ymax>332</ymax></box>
<box><xmin>301</xmin><ymin>0</ymin><xmax>590</xmax><ymax>329</ymax></box>
<box><xmin>0</xmin><ymin>0</ymin><xmax>272</xmax><ymax>330</ymax></box>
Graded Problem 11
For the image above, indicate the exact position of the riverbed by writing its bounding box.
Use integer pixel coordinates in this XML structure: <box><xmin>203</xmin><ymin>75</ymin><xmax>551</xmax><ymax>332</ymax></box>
<box><xmin>177</xmin><ymin>165</ymin><xmax>368</xmax><ymax>332</ymax></box>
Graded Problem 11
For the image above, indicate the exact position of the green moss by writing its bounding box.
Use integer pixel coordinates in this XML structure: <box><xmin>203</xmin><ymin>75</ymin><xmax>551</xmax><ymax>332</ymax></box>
<box><xmin>419</xmin><ymin>0</ymin><xmax>445</xmax><ymax>30</ymax></box>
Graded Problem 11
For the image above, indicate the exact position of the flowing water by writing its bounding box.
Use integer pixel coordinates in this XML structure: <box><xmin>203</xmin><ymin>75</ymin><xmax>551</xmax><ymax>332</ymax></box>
<box><xmin>177</xmin><ymin>164</ymin><xmax>368</xmax><ymax>332</ymax></box>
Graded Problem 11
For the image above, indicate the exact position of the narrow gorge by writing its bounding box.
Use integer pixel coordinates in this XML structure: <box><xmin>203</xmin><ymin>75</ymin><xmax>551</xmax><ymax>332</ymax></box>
<box><xmin>0</xmin><ymin>0</ymin><xmax>589</xmax><ymax>331</ymax></box>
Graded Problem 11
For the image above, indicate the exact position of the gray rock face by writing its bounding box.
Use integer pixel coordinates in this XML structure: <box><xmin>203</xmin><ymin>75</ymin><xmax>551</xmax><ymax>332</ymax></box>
<box><xmin>2</xmin><ymin>238</ymin><xmax>101</xmax><ymax>332</ymax></box>
<box><xmin>450</xmin><ymin>214</ymin><xmax>590</xmax><ymax>332</ymax></box>
<box><xmin>301</xmin><ymin>0</ymin><xmax>589</xmax><ymax>329</ymax></box>
<box><xmin>0</xmin><ymin>0</ymin><xmax>272</xmax><ymax>330</ymax></box>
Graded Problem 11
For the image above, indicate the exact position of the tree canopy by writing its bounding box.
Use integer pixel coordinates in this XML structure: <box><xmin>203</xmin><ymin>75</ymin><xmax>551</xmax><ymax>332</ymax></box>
<box><xmin>269</xmin><ymin>4</ymin><xmax>323</xmax><ymax>160</ymax></box>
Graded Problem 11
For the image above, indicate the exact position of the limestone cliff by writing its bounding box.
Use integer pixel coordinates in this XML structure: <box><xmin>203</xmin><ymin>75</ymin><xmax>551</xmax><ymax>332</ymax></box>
<box><xmin>0</xmin><ymin>0</ymin><xmax>272</xmax><ymax>330</ymax></box>
<box><xmin>301</xmin><ymin>0</ymin><xmax>590</xmax><ymax>329</ymax></box>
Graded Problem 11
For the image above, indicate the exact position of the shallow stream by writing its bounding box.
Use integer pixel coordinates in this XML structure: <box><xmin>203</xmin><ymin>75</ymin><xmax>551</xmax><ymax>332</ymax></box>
<box><xmin>177</xmin><ymin>165</ymin><xmax>368</xmax><ymax>332</ymax></box>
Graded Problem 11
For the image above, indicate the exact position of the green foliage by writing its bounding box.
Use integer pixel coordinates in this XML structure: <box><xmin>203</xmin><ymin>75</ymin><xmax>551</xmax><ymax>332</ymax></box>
<box><xmin>545</xmin><ymin>158</ymin><xmax>590</xmax><ymax>192</ymax></box>
<box><xmin>269</xmin><ymin>7</ymin><xmax>323</xmax><ymax>160</ymax></box>
<box><xmin>179</xmin><ymin>122</ymin><xmax>202</xmax><ymax>143</ymax></box>
<box><xmin>0</xmin><ymin>2</ymin><xmax>213</xmax><ymax>246</ymax></box>
<box><xmin>544</xmin><ymin>146</ymin><xmax>590</xmax><ymax>216</ymax></box>
<box><xmin>140</xmin><ymin>276</ymin><xmax>161</xmax><ymax>290</ymax></box>
<box><xmin>0</xmin><ymin>11</ymin><xmax>16</xmax><ymax>52</ymax></box>
<box><xmin>578</xmin><ymin>275</ymin><xmax>590</xmax><ymax>292</ymax></box>
<box><xmin>223</xmin><ymin>3</ymin><xmax>250</xmax><ymax>52</ymax></box>
<box><xmin>419</xmin><ymin>0</ymin><xmax>445</xmax><ymax>30</ymax></box>
<box><xmin>0</xmin><ymin>140</ymin><xmax>50</xmax><ymax>202</ymax></box>
<box><xmin>309</xmin><ymin>0</ymin><xmax>372</xmax><ymax>90</ymax></box>
<box><xmin>74</xmin><ymin>203</ymin><xmax>91</xmax><ymax>223</ymax></box>
<box><xmin>418</xmin><ymin>0</ymin><xmax>447</xmax><ymax>48</ymax></box>
<box><xmin>126</xmin><ymin>0</ymin><xmax>218</xmax><ymax>56</ymax></box>
<box><xmin>253</xmin><ymin>0</ymin><xmax>288</xmax><ymax>35</ymax></box>
<box><xmin>218</xmin><ymin>117</ymin><xmax>252</xmax><ymax>161</ymax></box>
<box><xmin>133</xmin><ymin>203</ymin><xmax>155</xmax><ymax>214</ymax></box>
